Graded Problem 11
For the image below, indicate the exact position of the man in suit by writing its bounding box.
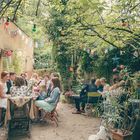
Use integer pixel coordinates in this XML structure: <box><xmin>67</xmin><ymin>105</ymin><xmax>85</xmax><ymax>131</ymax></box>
<box><xmin>6</xmin><ymin>72</ymin><xmax>16</xmax><ymax>94</ymax></box>
<box><xmin>72</xmin><ymin>78</ymin><xmax>97</xmax><ymax>114</ymax></box>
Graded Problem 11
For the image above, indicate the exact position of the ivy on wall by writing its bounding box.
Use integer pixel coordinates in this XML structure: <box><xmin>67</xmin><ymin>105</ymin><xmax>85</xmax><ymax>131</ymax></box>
<box><xmin>2</xmin><ymin>52</ymin><xmax>23</xmax><ymax>74</ymax></box>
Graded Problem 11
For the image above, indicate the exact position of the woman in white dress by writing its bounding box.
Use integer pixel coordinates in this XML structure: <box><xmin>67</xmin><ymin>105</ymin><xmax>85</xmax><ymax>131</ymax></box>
<box><xmin>0</xmin><ymin>71</ymin><xmax>10</xmax><ymax>126</ymax></box>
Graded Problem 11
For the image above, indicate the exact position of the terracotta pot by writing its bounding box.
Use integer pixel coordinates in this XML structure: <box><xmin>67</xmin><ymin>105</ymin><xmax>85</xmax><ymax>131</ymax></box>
<box><xmin>111</xmin><ymin>130</ymin><xmax>132</xmax><ymax>140</ymax></box>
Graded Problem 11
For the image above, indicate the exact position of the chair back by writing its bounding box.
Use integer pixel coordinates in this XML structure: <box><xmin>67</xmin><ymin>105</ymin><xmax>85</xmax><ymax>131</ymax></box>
<box><xmin>87</xmin><ymin>92</ymin><xmax>102</xmax><ymax>104</ymax></box>
<box><xmin>87</xmin><ymin>92</ymin><xmax>101</xmax><ymax>97</ymax></box>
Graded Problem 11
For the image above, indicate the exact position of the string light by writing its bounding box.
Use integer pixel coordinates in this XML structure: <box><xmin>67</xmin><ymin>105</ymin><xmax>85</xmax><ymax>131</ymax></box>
<box><xmin>32</xmin><ymin>24</ymin><xmax>36</xmax><ymax>32</ymax></box>
<box><xmin>5</xmin><ymin>17</ymin><xmax>10</xmax><ymax>26</ymax></box>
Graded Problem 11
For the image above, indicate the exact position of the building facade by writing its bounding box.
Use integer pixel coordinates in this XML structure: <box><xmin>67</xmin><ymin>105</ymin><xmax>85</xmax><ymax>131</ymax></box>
<box><xmin>0</xmin><ymin>19</ymin><xmax>34</xmax><ymax>76</ymax></box>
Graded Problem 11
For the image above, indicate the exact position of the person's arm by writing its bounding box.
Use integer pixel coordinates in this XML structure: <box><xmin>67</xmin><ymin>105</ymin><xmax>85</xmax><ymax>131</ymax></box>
<box><xmin>0</xmin><ymin>83</ymin><xmax>4</xmax><ymax>98</ymax></box>
<box><xmin>45</xmin><ymin>88</ymin><xmax>60</xmax><ymax>103</ymax></box>
<box><xmin>46</xmin><ymin>81</ymin><xmax>52</xmax><ymax>92</ymax></box>
<box><xmin>80</xmin><ymin>84</ymin><xmax>88</xmax><ymax>97</ymax></box>
<box><xmin>0</xmin><ymin>83</ymin><xmax>10</xmax><ymax>98</ymax></box>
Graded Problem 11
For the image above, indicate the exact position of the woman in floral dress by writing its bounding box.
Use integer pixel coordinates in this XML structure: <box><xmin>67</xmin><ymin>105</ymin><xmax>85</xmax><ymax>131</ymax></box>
<box><xmin>10</xmin><ymin>76</ymin><xmax>32</xmax><ymax>97</ymax></box>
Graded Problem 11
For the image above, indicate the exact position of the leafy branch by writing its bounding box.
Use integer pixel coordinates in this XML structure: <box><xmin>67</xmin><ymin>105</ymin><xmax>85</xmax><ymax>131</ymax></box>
<box><xmin>12</xmin><ymin>0</ymin><xmax>23</xmax><ymax>21</ymax></box>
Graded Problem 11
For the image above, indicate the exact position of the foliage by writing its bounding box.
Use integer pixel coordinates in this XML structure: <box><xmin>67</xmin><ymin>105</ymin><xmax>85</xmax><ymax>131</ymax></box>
<box><xmin>45</xmin><ymin>1</ymin><xmax>75</xmax><ymax>91</ymax></box>
<box><xmin>2</xmin><ymin>52</ymin><xmax>23</xmax><ymax>73</ymax></box>
<box><xmin>0</xmin><ymin>0</ymin><xmax>140</xmax><ymax>89</ymax></box>
<box><xmin>34</xmin><ymin>46</ymin><xmax>53</xmax><ymax>70</ymax></box>
<box><xmin>80</xmin><ymin>51</ymin><xmax>94</xmax><ymax>73</ymax></box>
<box><xmin>102</xmin><ymin>67</ymin><xmax>139</xmax><ymax>135</ymax></box>
<box><xmin>103</xmin><ymin>89</ymin><xmax>137</xmax><ymax>135</ymax></box>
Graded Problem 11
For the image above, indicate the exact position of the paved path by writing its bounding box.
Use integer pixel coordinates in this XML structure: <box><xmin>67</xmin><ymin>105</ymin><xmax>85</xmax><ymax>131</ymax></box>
<box><xmin>0</xmin><ymin>103</ymin><xmax>100</xmax><ymax>140</ymax></box>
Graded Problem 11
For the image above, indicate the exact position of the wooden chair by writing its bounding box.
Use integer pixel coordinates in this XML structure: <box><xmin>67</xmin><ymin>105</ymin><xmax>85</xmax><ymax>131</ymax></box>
<box><xmin>41</xmin><ymin>96</ymin><xmax>60</xmax><ymax>127</ymax></box>
<box><xmin>42</xmin><ymin>104</ymin><xmax>59</xmax><ymax>127</ymax></box>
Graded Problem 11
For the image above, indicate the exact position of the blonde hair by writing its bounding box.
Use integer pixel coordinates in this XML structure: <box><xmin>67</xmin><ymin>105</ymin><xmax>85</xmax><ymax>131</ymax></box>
<box><xmin>40</xmin><ymin>85</ymin><xmax>46</xmax><ymax>91</ymax></box>
<box><xmin>32</xmin><ymin>73</ymin><xmax>38</xmax><ymax>79</ymax></box>
<box><xmin>95</xmin><ymin>79</ymin><xmax>101</xmax><ymax>85</ymax></box>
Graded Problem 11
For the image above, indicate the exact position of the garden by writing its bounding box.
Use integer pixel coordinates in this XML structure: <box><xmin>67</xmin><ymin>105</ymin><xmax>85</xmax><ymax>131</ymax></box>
<box><xmin>0</xmin><ymin>0</ymin><xmax>140</xmax><ymax>140</ymax></box>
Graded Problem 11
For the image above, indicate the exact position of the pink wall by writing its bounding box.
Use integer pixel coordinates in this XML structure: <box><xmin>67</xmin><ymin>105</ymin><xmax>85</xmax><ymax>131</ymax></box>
<box><xmin>0</xmin><ymin>19</ymin><xmax>34</xmax><ymax>74</ymax></box>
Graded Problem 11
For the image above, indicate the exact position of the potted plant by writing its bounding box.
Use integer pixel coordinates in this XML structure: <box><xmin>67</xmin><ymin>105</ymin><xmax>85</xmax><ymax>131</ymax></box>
<box><xmin>127</xmin><ymin>72</ymin><xmax>140</xmax><ymax>140</ymax></box>
<box><xmin>102</xmin><ymin>66</ymin><xmax>140</xmax><ymax>140</ymax></box>
<box><xmin>102</xmin><ymin>87</ymin><xmax>137</xmax><ymax>140</ymax></box>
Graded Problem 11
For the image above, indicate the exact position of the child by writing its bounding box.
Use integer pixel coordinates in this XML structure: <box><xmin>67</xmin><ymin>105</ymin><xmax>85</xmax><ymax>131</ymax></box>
<box><xmin>37</xmin><ymin>85</ymin><xmax>47</xmax><ymax>100</ymax></box>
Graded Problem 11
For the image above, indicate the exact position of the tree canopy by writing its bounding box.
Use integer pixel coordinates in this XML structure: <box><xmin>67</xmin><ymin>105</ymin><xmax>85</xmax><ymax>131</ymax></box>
<box><xmin>0</xmin><ymin>0</ymin><xmax>140</xmax><ymax>89</ymax></box>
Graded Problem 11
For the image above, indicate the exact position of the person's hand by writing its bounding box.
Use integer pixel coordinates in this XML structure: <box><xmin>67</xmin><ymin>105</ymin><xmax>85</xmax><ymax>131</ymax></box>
<box><xmin>32</xmin><ymin>96</ymin><xmax>37</xmax><ymax>100</ymax></box>
<box><xmin>45</xmin><ymin>98</ymin><xmax>48</xmax><ymax>102</ymax></box>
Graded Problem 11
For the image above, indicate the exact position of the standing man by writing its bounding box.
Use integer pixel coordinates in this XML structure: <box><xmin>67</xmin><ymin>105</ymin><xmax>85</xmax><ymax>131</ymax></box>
<box><xmin>6</xmin><ymin>72</ymin><xmax>16</xmax><ymax>94</ymax></box>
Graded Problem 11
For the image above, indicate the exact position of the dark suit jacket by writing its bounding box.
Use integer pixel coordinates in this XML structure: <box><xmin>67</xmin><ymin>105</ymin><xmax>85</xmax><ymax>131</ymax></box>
<box><xmin>6</xmin><ymin>80</ymin><xmax>12</xmax><ymax>94</ymax></box>
<box><xmin>80</xmin><ymin>84</ymin><xmax>97</xmax><ymax>98</ymax></box>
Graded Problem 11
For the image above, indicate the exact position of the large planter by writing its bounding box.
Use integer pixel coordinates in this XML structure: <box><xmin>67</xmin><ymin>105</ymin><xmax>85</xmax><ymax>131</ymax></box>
<box><xmin>111</xmin><ymin>130</ymin><xmax>132</xmax><ymax>140</ymax></box>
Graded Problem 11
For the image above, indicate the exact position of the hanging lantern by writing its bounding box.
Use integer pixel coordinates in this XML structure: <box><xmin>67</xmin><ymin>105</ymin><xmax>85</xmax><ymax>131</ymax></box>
<box><xmin>121</xmin><ymin>19</ymin><xmax>128</xmax><ymax>27</ymax></box>
<box><xmin>32</xmin><ymin>24</ymin><xmax>36</xmax><ymax>32</ymax></box>
<box><xmin>5</xmin><ymin>17</ymin><xmax>10</xmax><ymax>26</ymax></box>
<box><xmin>4</xmin><ymin>50</ymin><xmax>13</xmax><ymax>57</ymax></box>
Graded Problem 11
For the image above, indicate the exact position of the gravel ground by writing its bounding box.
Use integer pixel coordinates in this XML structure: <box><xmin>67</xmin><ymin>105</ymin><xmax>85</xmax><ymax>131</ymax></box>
<box><xmin>0</xmin><ymin>102</ymin><xmax>100</xmax><ymax>140</ymax></box>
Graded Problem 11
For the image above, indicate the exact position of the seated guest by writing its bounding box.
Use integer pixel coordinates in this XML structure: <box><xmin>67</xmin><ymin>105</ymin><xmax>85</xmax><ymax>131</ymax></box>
<box><xmin>52</xmin><ymin>73</ymin><xmax>60</xmax><ymax>79</ymax></box>
<box><xmin>6</xmin><ymin>72</ymin><xmax>16</xmax><ymax>94</ymax></box>
<box><xmin>0</xmin><ymin>71</ymin><xmax>11</xmax><ymax>126</ymax></box>
<box><xmin>29</xmin><ymin>73</ymin><xmax>41</xmax><ymax>93</ymax></box>
<box><xmin>21</xmin><ymin>73</ymin><xmax>28</xmax><ymax>86</ymax></box>
<box><xmin>35</xmin><ymin>77</ymin><xmax>61</xmax><ymax>113</ymax></box>
<box><xmin>44</xmin><ymin>74</ymin><xmax>52</xmax><ymax>97</ymax></box>
<box><xmin>95</xmin><ymin>79</ymin><xmax>103</xmax><ymax>93</ymax></box>
<box><xmin>100</xmin><ymin>77</ymin><xmax>110</xmax><ymax>96</ymax></box>
<box><xmin>29</xmin><ymin>73</ymin><xmax>39</xmax><ymax>86</ymax></box>
<box><xmin>37</xmin><ymin>85</ymin><xmax>48</xmax><ymax>100</ymax></box>
<box><xmin>10</xmin><ymin>76</ymin><xmax>32</xmax><ymax>97</ymax></box>
<box><xmin>72</xmin><ymin>78</ymin><xmax>97</xmax><ymax>114</ymax></box>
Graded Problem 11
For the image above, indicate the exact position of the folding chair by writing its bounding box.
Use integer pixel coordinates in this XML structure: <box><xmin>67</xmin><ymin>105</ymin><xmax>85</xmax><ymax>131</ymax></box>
<box><xmin>87</xmin><ymin>92</ymin><xmax>102</xmax><ymax>104</ymax></box>
<box><xmin>42</xmin><ymin>104</ymin><xmax>59</xmax><ymax>126</ymax></box>
<box><xmin>86</xmin><ymin>92</ymin><xmax>102</xmax><ymax>116</ymax></box>
<box><xmin>41</xmin><ymin>96</ymin><xmax>60</xmax><ymax>127</ymax></box>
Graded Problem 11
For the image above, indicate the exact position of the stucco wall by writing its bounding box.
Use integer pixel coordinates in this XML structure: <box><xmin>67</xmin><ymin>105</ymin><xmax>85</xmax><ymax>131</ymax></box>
<box><xmin>0</xmin><ymin>19</ymin><xmax>34</xmax><ymax>75</ymax></box>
